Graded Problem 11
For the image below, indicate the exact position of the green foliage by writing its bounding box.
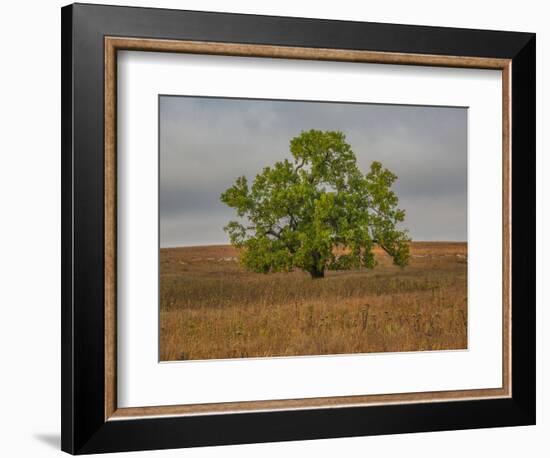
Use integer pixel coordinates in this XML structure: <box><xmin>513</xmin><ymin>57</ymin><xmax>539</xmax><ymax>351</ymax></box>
<box><xmin>220</xmin><ymin>129</ymin><xmax>410</xmax><ymax>278</ymax></box>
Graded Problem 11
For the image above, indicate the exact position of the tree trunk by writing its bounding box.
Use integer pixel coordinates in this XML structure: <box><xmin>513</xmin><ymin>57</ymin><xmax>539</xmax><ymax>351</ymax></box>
<box><xmin>309</xmin><ymin>267</ymin><xmax>325</xmax><ymax>279</ymax></box>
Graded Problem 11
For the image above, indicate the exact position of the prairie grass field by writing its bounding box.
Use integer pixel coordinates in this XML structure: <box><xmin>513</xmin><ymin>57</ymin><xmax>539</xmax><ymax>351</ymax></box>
<box><xmin>160</xmin><ymin>242</ymin><xmax>467</xmax><ymax>361</ymax></box>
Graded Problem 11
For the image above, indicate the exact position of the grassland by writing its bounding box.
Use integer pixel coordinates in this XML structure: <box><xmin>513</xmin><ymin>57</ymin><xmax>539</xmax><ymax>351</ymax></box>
<box><xmin>160</xmin><ymin>242</ymin><xmax>467</xmax><ymax>361</ymax></box>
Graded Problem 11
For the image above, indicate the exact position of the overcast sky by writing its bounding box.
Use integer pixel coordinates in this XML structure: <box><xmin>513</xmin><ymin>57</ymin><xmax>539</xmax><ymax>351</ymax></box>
<box><xmin>160</xmin><ymin>95</ymin><xmax>467</xmax><ymax>247</ymax></box>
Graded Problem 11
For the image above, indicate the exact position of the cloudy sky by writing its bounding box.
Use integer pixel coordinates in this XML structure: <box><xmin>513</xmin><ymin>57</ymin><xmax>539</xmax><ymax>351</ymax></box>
<box><xmin>160</xmin><ymin>95</ymin><xmax>467</xmax><ymax>248</ymax></box>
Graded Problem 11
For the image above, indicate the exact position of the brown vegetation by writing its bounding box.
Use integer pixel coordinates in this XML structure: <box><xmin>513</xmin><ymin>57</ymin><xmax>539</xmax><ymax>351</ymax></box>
<box><xmin>160</xmin><ymin>242</ymin><xmax>467</xmax><ymax>361</ymax></box>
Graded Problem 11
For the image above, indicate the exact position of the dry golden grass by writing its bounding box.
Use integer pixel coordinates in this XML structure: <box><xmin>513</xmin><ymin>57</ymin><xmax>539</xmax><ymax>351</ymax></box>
<box><xmin>160</xmin><ymin>242</ymin><xmax>467</xmax><ymax>361</ymax></box>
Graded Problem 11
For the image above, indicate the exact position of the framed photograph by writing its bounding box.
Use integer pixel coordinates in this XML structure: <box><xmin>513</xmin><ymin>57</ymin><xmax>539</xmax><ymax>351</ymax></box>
<box><xmin>61</xmin><ymin>3</ymin><xmax>536</xmax><ymax>454</ymax></box>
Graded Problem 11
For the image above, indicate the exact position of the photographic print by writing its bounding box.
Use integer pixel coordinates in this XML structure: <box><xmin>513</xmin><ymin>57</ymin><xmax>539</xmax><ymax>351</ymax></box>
<box><xmin>159</xmin><ymin>95</ymin><xmax>467</xmax><ymax>361</ymax></box>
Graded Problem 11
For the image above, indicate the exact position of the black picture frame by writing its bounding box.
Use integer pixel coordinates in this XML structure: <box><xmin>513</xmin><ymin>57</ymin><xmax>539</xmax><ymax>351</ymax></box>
<box><xmin>61</xmin><ymin>3</ymin><xmax>535</xmax><ymax>454</ymax></box>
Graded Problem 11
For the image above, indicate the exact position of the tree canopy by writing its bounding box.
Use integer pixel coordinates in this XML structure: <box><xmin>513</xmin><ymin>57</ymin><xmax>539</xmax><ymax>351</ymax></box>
<box><xmin>220</xmin><ymin>129</ymin><xmax>410</xmax><ymax>278</ymax></box>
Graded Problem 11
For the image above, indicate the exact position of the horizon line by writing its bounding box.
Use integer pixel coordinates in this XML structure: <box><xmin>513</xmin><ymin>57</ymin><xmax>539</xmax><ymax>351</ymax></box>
<box><xmin>160</xmin><ymin>240</ymin><xmax>468</xmax><ymax>249</ymax></box>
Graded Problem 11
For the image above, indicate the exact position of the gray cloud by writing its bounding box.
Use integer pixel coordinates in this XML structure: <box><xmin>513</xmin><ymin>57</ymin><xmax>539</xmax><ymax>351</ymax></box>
<box><xmin>160</xmin><ymin>96</ymin><xmax>467</xmax><ymax>247</ymax></box>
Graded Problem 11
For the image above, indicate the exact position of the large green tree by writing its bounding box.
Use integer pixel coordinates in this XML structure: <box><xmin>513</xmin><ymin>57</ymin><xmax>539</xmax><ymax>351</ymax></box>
<box><xmin>221</xmin><ymin>129</ymin><xmax>410</xmax><ymax>279</ymax></box>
